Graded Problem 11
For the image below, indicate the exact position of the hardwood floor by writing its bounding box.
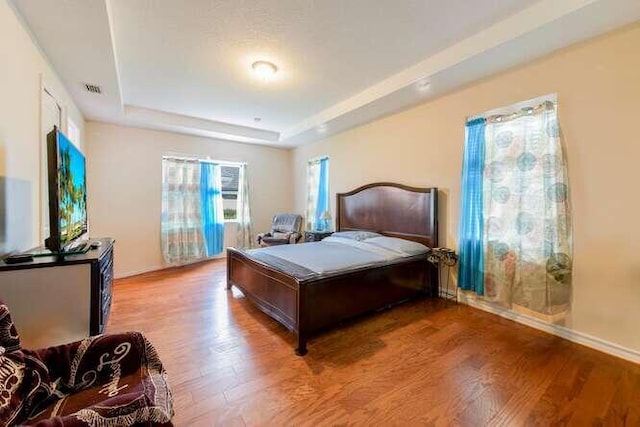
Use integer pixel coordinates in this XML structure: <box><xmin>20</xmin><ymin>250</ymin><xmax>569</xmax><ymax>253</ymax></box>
<box><xmin>107</xmin><ymin>259</ymin><xmax>640</xmax><ymax>426</ymax></box>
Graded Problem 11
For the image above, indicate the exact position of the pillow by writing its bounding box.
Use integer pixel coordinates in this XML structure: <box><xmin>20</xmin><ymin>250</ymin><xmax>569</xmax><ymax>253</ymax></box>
<box><xmin>330</xmin><ymin>231</ymin><xmax>382</xmax><ymax>241</ymax></box>
<box><xmin>364</xmin><ymin>236</ymin><xmax>429</xmax><ymax>256</ymax></box>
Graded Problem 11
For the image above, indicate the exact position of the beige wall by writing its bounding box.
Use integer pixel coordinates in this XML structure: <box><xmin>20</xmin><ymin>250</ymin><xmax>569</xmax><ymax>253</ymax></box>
<box><xmin>0</xmin><ymin>2</ymin><xmax>85</xmax><ymax>253</ymax></box>
<box><xmin>85</xmin><ymin>122</ymin><xmax>292</xmax><ymax>277</ymax></box>
<box><xmin>292</xmin><ymin>24</ymin><xmax>640</xmax><ymax>352</ymax></box>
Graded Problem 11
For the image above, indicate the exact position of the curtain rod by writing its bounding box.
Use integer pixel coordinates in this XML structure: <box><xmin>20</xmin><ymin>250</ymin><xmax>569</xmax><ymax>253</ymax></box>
<box><xmin>467</xmin><ymin>96</ymin><xmax>557</xmax><ymax>125</ymax></box>
<box><xmin>162</xmin><ymin>154</ymin><xmax>246</xmax><ymax>166</ymax></box>
<box><xmin>308</xmin><ymin>155</ymin><xmax>329</xmax><ymax>164</ymax></box>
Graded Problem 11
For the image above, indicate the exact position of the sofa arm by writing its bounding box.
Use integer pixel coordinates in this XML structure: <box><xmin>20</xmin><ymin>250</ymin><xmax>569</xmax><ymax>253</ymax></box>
<box><xmin>22</xmin><ymin>332</ymin><xmax>173</xmax><ymax>426</ymax></box>
<box><xmin>34</xmin><ymin>332</ymin><xmax>153</xmax><ymax>393</ymax></box>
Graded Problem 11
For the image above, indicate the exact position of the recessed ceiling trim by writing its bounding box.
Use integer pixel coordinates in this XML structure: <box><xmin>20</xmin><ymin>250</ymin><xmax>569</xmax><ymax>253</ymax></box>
<box><xmin>124</xmin><ymin>105</ymin><xmax>280</xmax><ymax>144</ymax></box>
<box><xmin>280</xmin><ymin>0</ymin><xmax>600</xmax><ymax>142</ymax></box>
<box><xmin>11</xmin><ymin>0</ymin><xmax>640</xmax><ymax>149</ymax></box>
<box><xmin>104</xmin><ymin>0</ymin><xmax>124</xmax><ymax>114</ymax></box>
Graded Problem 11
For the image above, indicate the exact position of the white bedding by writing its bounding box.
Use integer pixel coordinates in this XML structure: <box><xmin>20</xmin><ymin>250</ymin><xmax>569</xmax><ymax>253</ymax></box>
<box><xmin>247</xmin><ymin>235</ymin><xmax>429</xmax><ymax>275</ymax></box>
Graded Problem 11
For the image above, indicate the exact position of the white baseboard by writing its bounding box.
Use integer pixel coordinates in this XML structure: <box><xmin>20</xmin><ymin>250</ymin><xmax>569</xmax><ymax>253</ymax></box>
<box><xmin>458</xmin><ymin>292</ymin><xmax>640</xmax><ymax>364</ymax></box>
<box><xmin>114</xmin><ymin>252</ymin><xmax>228</xmax><ymax>279</ymax></box>
<box><xmin>114</xmin><ymin>265</ymin><xmax>166</xmax><ymax>279</ymax></box>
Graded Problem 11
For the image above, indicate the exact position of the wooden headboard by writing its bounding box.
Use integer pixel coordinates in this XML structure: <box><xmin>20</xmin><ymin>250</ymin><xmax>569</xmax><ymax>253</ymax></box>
<box><xmin>336</xmin><ymin>182</ymin><xmax>438</xmax><ymax>248</ymax></box>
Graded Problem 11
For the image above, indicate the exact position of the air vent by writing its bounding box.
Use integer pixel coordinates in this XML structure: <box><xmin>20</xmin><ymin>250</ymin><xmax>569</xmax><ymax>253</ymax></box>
<box><xmin>83</xmin><ymin>83</ymin><xmax>102</xmax><ymax>94</ymax></box>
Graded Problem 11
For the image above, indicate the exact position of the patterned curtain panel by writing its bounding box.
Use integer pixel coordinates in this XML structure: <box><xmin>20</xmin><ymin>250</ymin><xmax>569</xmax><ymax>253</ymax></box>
<box><xmin>161</xmin><ymin>158</ymin><xmax>206</xmax><ymax>265</ymax></box>
<box><xmin>460</xmin><ymin>96</ymin><xmax>572</xmax><ymax>315</ymax></box>
<box><xmin>235</xmin><ymin>164</ymin><xmax>254</xmax><ymax>249</ymax></box>
<box><xmin>200</xmin><ymin>162</ymin><xmax>225</xmax><ymax>256</ymax></box>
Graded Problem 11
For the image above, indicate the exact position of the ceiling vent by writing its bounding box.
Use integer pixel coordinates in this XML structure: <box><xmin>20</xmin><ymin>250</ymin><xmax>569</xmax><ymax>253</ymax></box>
<box><xmin>83</xmin><ymin>83</ymin><xmax>102</xmax><ymax>94</ymax></box>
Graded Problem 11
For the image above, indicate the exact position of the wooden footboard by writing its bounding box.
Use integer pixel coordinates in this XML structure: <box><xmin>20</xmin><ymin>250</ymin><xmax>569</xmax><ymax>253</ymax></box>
<box><xmin>226</xmin><ymin>247</ymin><xmax>437</xmax><ymax>356</ymax></box>
<box><xmin>226</xmin><ymin>248</ymin><xmax>300</xmax><ymax>334</ymax></box>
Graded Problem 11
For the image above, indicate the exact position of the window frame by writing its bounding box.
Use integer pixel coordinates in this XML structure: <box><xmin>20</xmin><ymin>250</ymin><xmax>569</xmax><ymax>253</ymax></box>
<box><xmin>220</xmin><ymin>163</ymin><xmax>241</xmax><ymax>223</ymax></box>
<box><xmin>160</xmin><ymin>155</ymin><xmax>245</xmax><ymax>224</ymax></box>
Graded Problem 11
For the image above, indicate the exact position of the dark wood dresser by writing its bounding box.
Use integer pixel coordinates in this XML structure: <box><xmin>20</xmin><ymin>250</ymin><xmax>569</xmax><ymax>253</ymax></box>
<box><xmin>0</xmin><ymin>238</ymin><xmax>115</xmax><ymax>348</ymax></box>
<box><xmin>90</xmin><ymin>239</ymin><xmax>114</xmax><ymax>335</ymax></box>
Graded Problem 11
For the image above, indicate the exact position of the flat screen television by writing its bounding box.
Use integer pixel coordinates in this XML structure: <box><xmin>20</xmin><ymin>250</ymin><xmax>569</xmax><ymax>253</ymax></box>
<box><xmin>45</xmin><ymin>126</ymin><xmax>88</xmax><ymax>253</ymax></box>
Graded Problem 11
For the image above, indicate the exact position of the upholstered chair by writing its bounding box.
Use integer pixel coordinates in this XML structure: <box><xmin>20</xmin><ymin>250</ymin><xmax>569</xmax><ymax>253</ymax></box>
<box><xmin>0</xmin><ymin>300</ymin><xmax>174</xmax><ymax>426</ymax></box>
<box><xmin>256</xmin><ymin>213</ymin><xmax>303</xmax><ymax>247</ymax></box>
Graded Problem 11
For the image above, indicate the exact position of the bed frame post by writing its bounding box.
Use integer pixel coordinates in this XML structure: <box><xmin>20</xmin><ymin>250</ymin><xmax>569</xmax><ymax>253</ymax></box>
<box><xmin>226</xmin><ymin>256</ymin><xmax>232</xmax><ymax>290</ymax></box>
<box><xmin>295</xmin><ymin>282</ymin><xmax>308</xmax><ymax>356</ymax></box>
<box><xmin>296</xmin><ymin>335</ymin><xmax>308</xmax><ymax>356</ymax></box>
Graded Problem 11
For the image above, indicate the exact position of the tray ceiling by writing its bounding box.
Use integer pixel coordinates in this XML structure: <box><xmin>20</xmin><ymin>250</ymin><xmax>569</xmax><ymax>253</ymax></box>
<box><xmin>11</xmin><ymin>0</ymin><xmax>640</xmax><ymax>147</ymax></box>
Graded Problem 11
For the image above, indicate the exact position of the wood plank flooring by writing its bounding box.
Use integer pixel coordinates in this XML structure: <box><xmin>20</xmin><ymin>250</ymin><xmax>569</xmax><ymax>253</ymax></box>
<box><xmin>107</xmin><ymin>259</ymin><xmax>640</xmax><ymax>426</ymax></box>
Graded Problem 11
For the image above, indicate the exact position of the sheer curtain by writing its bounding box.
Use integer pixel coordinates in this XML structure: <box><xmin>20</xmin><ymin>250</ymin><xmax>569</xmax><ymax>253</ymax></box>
<box><xmin>200</xmin><ymin>163</ymin><xmax>224</xmax><ymax>256</ymax></box>
<box><xmin>161</xmin><ymin>158</ymin><xmax>206</xmax><ymax>265</ymax></box>
<box><xmin>235</xmin><ymin>164</ymin><xmax>254</xmax><ymax>249</ymax></box>
<box><xmin>306</xmin><ymin>157</ymin><xmax>329</xmax><ymax>230</ymax></box>
<box><xmin>459</xmin><ymin>96</ymin><xmax>572</xmax><ymax>315</ymax></box>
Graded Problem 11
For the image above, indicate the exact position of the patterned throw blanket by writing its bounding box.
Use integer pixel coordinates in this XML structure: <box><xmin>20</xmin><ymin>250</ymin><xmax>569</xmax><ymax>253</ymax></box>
<box><xmin>0</xmin><ymin>302</ymin><xmax>173</xmax><ymax>426</ymax></box>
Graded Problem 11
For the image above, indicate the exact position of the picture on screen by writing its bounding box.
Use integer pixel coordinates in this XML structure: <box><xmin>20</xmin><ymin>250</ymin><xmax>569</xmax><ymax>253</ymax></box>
<box><xmin>57</xmin><ymin>133</ymin><xmax>87</xmax><ymax>244</ymax></box>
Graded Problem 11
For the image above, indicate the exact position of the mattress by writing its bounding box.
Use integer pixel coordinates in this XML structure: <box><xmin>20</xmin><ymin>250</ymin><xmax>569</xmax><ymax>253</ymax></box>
<box><xmin>243</xmin><ymin>235</ymin><xmax>430</xmax><ymax>280</ymax></box>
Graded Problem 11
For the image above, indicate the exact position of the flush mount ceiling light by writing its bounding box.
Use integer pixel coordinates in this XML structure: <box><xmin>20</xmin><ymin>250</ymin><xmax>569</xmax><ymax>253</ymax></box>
<box><xmin>252</xmin><ymin>60</ymin><xmax>278</xmax><ymax>81</ymax></box>
<box><xmin>416</xmin><ymin>79</ymin><xmax>431</xmax><ymax>92</ymax></box>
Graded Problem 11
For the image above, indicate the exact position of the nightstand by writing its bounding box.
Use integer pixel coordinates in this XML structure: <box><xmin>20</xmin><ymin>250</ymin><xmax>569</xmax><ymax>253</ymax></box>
<box><xmin>304</xmin><ymin>230</ymin><xmax>333</xmax><ymax>242</ymax></box>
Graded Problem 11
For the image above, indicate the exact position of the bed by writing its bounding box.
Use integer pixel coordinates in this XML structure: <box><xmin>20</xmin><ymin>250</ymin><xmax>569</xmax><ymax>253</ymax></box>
<box><xmin>226</xmin><ymin>182</ymin><xmax>438</xmax><ymax>355</ymax></box>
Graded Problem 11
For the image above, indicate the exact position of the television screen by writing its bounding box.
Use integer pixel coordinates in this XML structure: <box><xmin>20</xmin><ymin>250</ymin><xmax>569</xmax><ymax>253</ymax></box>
<box><xmin>46</xmin><ymin>127</ymin><xmax>87</xmax><ymax>252</ymax></box>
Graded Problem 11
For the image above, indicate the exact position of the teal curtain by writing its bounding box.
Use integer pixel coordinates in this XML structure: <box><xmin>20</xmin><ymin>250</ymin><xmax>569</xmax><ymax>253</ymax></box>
<box><xmin>314</xmin><ymin>157</ymin><xmax>329</xmax><ymax>230</ymax></box>
<box><xmin>200</xmin><ymin>163</ymin><xmax>224</xmax><ymax>256</ymax></box>
<box><xmin>458</xmin><ymin>118</ymin><xmax>486</xmax><ymax>295</ymax></box>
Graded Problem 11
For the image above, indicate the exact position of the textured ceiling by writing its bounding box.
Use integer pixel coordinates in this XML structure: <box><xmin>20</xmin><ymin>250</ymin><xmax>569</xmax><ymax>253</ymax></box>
<box><xmin>110</xmin><ymin>0</ymin><xmax>531</xmax><ymax>130</ymax></box>
<box><xmin>11</xmin><ymin>0</ymin><xmax>640</xmax><ymax>146</ymax></box>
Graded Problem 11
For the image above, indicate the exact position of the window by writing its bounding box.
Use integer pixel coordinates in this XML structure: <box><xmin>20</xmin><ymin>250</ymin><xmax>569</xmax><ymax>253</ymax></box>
<box><xmin>160</xmin><ymin>156</ymin><xmax>226</xmax><ymax>263</ymax></box>
<box><xmin>160</xmin><ymin>157</ymin><xmax>253</xmax><ymax>261</ymax></box>
<box><xmin>221</xmin><ymin>165</ymin><xmax>240</xmax><ymax>221</ymax></box>
<box><xmin>306</xmin><ymin>156</ymin><xmax>330</xmax><ymax>231</ymax></box>
<box><xmin>458</xmin><ymin>95</ymin><xmax>572</xmax><ymax>315</ymax></box>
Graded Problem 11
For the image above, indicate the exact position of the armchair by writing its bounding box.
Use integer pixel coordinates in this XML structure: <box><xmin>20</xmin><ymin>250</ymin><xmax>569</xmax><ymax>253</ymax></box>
<box><xmin>0</xmin><ymin>300</ymin><xmax>174</xmax><ymax>426</ymax></box>
<box><xmin>256</xmin><ymin>213</ymin><xmax>303</xmax><ymax>247</ymax></box>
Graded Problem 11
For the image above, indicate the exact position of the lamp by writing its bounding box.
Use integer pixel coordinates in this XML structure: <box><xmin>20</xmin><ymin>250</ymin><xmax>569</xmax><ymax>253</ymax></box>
<box><xmin>320</xmin><ymin>210</ymin><xmax>332</xmax><ymax>231</ymax></box>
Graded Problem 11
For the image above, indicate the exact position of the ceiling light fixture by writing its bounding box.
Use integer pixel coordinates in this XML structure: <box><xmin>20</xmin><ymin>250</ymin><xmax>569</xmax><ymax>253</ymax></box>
<box><xmin>416</xmin><ymin>79</ymin><xmax>431</xmax><ymax>93</ymax></box>
<box><xmin>252</xmin><ymin>60</ymin><xmax>278</xmax><ymax>81</ymax></box>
